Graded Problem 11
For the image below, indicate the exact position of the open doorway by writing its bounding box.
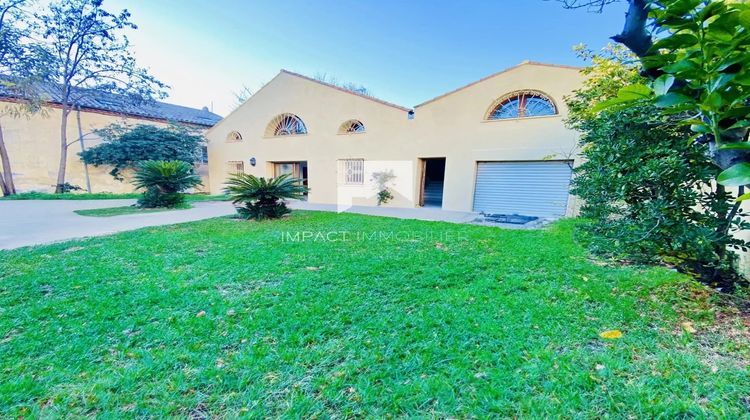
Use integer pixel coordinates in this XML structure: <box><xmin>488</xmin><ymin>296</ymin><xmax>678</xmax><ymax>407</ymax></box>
<box><xmin>419</xmin><ymin>158</ymin><xmax>445</xmax><ymax>207</ymax></box>
<box><xmin>274</xmin><ymin>161</ymin><xmax>308</xmax><ymax>199</ymax></box>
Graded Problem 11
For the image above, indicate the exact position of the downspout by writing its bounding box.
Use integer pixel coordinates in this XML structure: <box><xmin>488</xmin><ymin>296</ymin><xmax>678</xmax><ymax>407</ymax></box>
<box><xmin>76</xmin><ymin>105</ymin><xmax>92</xmax><ymax>193</ymax></box>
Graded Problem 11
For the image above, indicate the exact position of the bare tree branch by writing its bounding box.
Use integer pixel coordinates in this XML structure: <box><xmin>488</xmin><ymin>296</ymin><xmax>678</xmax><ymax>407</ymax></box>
<box><xmin>553</xmin><ymin>0</ymin><xmax>622</xmax><ymax>12</ymax></box>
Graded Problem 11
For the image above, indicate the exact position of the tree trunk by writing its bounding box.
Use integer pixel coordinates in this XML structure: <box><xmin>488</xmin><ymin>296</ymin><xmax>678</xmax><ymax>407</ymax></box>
<box><xmin>54</xmin><ymin>106</ymin><xmax>70</xmax><ymax>193</ymax></box>
<box><xmin>76</xmin><ymin>106</ymin><xmax>91</xmax><ymax>193</ymax></box>
<box><xmin>0</xmin><ymin>118</ymin><xmax>16</xmax><ymax>195</ymax></box>
<box><xmin>0</xmin><ymin>173</ymin><xmax>8</xmax><ymax>196</ymax></box>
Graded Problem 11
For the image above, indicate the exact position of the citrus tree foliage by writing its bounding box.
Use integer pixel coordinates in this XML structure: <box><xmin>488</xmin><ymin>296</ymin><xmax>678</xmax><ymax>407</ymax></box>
<box><xmin>81</xmin><ymin>124</ymin><xmax>204</xmax><ymax>181</ymax></box>
<box><xmin>567</xmin><ymin>46</ymin><xmax>749</xmax><ymax>288</ymax></box>
<box><xmin>132</xmin><ymin>160</ymin><xmax>201</xmax><ymax>208</ymax></box>
<box><xmin>585</xmin><ymin>1</ymin><xmax>750</xmax><ymax>187</ymax></box>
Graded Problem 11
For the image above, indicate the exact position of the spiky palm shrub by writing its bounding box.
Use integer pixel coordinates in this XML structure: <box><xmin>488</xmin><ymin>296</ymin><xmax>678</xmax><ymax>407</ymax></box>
<box><xmin>132</xmin><ymin>160</ymin><xmax>202</xmax><ymax>208</ymax></box>
<box><xmin>224</xmin><ymin>173</ymin><xmax>308</xmax><ymax>220</ymax></box>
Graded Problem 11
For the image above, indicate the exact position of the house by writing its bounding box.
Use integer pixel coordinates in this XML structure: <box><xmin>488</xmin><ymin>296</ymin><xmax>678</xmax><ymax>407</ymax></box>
<box><xmin>0</xmin><ymin>82</ymin><xmax>222</xmax><ymax>193</ymax></box>
<box><xmin>206</xmin><ymin>61</ymin><xmax>585</xmax><ymax>217</ymax></box>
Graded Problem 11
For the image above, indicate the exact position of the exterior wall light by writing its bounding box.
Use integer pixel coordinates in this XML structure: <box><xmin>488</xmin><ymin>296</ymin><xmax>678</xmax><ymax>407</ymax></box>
<box><xmin>249</xmin><ymin>157</ymin><xmax>257</xmax><ymax>166</ymax></box>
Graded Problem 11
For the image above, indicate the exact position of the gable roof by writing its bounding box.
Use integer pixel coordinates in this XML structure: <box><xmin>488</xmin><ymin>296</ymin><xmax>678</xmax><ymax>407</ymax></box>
<box><xmin>0</xmin><ymin>77</ymin><xmax>222</xmax><ymax>127</ymax></box>
<box><xmin>414</xmin><ymin>61</ymin><xmax>582</xmax><ymax>108</ymax></box>
<box><xmin>280</xmin><ymin>69</ymin><xmax>411</xmax><ymax>112</ymax></box>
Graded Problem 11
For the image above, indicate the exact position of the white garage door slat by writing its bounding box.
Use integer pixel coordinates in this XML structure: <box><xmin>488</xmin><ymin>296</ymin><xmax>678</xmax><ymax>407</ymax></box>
<box><xmin>473</xmin><ymin>161</ymin><xmax>572</xmax><ymax>217</ymax></box>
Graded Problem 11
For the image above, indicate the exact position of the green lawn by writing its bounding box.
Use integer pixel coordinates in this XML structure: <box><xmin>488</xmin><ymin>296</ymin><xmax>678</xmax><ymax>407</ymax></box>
<box><xmin>74</xmin><ymin>204</ymin><xmax>192</xmax><ymax>217</ymax></box>
<box><xmin>0</xmin><ymin>192</ymin><xmax>228</xmax><ymax>201</ymax></box>
<box><xmin>1</xmin><ymin>212</ymin><xmax>748</xmax><ymax>417</ymax></box>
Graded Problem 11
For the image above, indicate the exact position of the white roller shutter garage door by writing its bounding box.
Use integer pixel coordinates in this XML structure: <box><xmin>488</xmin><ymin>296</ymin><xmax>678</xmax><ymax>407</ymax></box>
<box><xmin>473</xmin><ymin>161</ymin><xmax>572</xmax><ymax>217</ymax></box>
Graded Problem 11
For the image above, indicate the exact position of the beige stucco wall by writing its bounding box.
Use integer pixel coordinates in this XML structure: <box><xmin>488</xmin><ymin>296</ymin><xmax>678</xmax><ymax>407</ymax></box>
<box><xmin>206</xmin><ymin>63</ymin><xmax>585</xmax><ymax>213</ymax></box>
<box><xmin>1</xmin><ymin>104</ymin><xmax>210</xmax><ymax>193</ymax></box>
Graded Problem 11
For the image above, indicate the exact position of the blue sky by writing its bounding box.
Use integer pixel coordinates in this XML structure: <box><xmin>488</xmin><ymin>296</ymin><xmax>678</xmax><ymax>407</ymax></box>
<box><xmin>108</xmin><ymin>0</ymin><xmax>628</xmax><ymax>115</ymax></box>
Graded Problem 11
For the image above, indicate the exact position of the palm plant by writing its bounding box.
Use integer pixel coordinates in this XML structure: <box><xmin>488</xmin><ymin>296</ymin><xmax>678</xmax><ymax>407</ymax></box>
<box><xmin>132</xmin><ymin>160</ymin><xmax>202</xmax><ymax>208</ymax></box>
<box><xmin>224</xmin><ymin>173</ymin><xmax>308</xmax><ymax>220</ymax></box>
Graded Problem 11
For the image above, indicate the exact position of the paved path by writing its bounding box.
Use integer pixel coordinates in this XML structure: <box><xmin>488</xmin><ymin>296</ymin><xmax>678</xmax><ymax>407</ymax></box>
<box><xmin>0</xmin><ymin>199</ymin><xmax>525</xmax><ymax>250</ymax></box>
<box><xmin>289</xmin><ymin>201</ymin><xmax>481</xmax><ymax>224</ymax></box>
<box><xmin>0</xmin><ymin>200</ymin><xmax>236</xmax><ymax>250</ymax></box>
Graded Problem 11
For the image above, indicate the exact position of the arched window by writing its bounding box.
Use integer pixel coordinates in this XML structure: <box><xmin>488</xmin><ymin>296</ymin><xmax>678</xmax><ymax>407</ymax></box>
<box><xmin>486</xmin><ymin>91</ymin><xmax>557</xmax><ymax>120</ymax></box>
<box><xmin>339</xmin><ymin>119</ymin><xmax>365</xmax><ymax>134</ymax></box>
<box><xmin>265</xmin><ymin>113</ymin><xmax>307</xmax><ymax>137</ymax></box>
<box><xmin>226</xmin><ymin>131</ymin><xmax>242</xmax><ymax>142</ymax></box>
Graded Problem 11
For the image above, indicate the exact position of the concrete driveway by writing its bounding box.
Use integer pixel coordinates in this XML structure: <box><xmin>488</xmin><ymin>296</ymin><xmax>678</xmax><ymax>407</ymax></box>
<box><xmin>0</xmin><ymin>199</ymin><xmax>529</xmax><ymax>250</ymax></box>
<box><xmin>0</xmin><ymin>200</ymin><xmax>236</xmax><ymax>250</ymax></box>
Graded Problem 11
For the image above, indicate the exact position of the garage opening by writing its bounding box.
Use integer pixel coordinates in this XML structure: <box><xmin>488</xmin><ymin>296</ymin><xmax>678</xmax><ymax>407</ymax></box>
<box><xmin>473</xmin><ymin>161</ymin><xmax>572</xmax><ymax>218</ymax></box>
<box><xmin>419</xmin><ymin>158</ymin><xmax>445</xmax><ymax>207</ymax></box>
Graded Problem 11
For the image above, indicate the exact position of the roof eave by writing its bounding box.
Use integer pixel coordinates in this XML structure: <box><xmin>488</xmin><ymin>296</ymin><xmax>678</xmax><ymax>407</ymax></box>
<box><xmin>414</xmin><ymin>61</ymin><xmax>583</xmax><ymax>109</ymax></box>
<box><xmin>280</xmin><ymin>69</ymin><xmax>411</xmax><ymax>112</ymax></box>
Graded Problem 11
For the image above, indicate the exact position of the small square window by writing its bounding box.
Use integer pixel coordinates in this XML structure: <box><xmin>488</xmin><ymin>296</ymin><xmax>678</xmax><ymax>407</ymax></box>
<box><xmin>338</xmin><ymin>159</ymin><xmax>364</xmax><ymax>185</ymax></box>
<box><xmin>227</xmin><ymin>160</ymin><xmax>244</xmax><ymax>175</ymax></box>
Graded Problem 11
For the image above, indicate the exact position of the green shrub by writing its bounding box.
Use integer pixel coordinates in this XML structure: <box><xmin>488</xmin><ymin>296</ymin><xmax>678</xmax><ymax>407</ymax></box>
<box><xmin>132</xmin><ymin>160</ymin><xmax>202</xmax><ymax>208</ymax></box>
<box><xmin>81</xmin><ymin>124</ymin><xmax>205</xmax><ymax>181</ymax></box>
<box><xmin>224</xmin><ymin>173</ymin><xmax>308</xmax><ymax>220</ymax></box>
<box><xmin>566</xmin><ymin>45</ymin><xmax>748</xmax><ymax>289</ymax></box>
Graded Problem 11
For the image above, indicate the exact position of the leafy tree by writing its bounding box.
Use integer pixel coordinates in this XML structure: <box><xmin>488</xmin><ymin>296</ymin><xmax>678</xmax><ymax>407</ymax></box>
<box><xmin>0</xmin><ymin>0</ymin><xmax>44</xmax><ymax>196</ymax></box>
<box><xmin>132</xmin><ymin>160</ymin><xmax>201</xmax><ymax>208</ymax></box>
<box><xmin>224</xmin><ymin>173</ymin><xmax>308</xmax><ymax>220</ymax></box>
<box><xmin>559</xmin><ymin>1</ymin><xmax>750</xmax><ymax>184</ymax></box>
<box><xmin>558</xmin><ymin>0</ymin><xmax>750</xmax><ymax>285</ymax></box>
<box><xmin>37</xmin><ymin>0</ymin><xmax>167</xmax><ymax>193</ymax></box>
<box><xmin>567</xmin><ymin>45</ymin><xmax>748</xmax><ymax>288</ymax></box>
<box><xmin>80</xmin><ymin>124</ymin><xmax>204</xmax><ymax>181</ymax></box>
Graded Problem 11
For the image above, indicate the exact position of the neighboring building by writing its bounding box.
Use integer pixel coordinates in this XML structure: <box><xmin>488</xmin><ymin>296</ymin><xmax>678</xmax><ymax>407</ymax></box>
<box><xmin>0</xmin><ymin>82</ymin><xmax>222</xmax><ymax>193</ymax></box>
<box><xmin>206</xmin><ymin>61</ymin><xmax>585</xmax><ymax>217</ymax></box>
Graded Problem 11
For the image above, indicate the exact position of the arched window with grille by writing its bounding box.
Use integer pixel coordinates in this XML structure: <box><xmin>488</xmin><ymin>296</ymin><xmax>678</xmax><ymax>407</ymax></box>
<box><xmin>265</xmin><ymin>113</ymin><xmax>308</xmax><ymax>137</ymax></box>
<box><xmin>338</xmin><ymin>119</ymin><xmax>365</xmax><ymax>134</ymax></box>
<box><xmin>486</xmin><ymin>91</ymin><xmax>557</xmax><ymax>120</ymax></box>
<box><xmin>226</xmin><ymin>131</ymin><xmax>243</xmax><ymax>142</ymax></box>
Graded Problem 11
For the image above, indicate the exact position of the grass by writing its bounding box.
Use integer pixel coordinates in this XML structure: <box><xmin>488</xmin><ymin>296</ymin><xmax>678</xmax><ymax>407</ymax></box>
<box><xmin>74</xmin><ymin>203</ymin><xmax>192</xmax><ymax>217</ymax></box>
<box><xmin>0</xmin><ymin>212</ymin><xmax>748</xmax><ymax>417</ymax></box>
<box><xmin>0</xmin><ymin>192</ymin><xmax>229</xmax><ymax>201</ymax></box>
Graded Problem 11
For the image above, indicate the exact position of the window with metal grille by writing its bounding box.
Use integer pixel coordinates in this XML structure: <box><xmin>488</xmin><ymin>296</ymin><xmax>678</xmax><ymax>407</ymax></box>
<box><xmin>227</xmin><ymin>160</ymin><xmax>244</xmax><ymax>175</ymax></box>
<box><xmin>486</xmin><ymin>91</ymin><xmax>557</xmax><ymax>120</ymax></box>
<box><xmin>226</xmin><ymin>131</ymin><xmax>243</xmax><ymax>142</ymax></box>
<box><xmin>338</xmin><ymin>119</ymin><xmax>365</xmax><ymax>134</ymax></box>
<box><xmin>265</xmin><ymin>113</ymin><xmax>307</xmax><ymax>137</ymax></box>
<box><xmin>338</xmin><ymin>159</ymin><xmax>364</xmax><ymax>185</ymax></box>
<box><xmin>199</xmin><ymin>146</ymin><xmax>208</xmax><ymax>164</ymax></box>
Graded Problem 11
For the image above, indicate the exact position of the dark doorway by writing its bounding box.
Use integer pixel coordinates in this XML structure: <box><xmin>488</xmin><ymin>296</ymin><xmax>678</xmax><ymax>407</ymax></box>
<box><xmin>274</xmin><ymin>161</ymin><xmax>308</xmax><ymax>199</ymax></box>
<box><xmin>419</xmin><ymin>158</ymin><xmax>446</xmax><ymax>207</ymax></box>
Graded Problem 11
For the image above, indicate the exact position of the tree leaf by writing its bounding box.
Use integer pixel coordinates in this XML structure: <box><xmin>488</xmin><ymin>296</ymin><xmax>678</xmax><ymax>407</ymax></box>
<box><xmin>728</xmin><ymin>120</ymin><xmax>750</xmax><ymax>130</ymax></box>
<box><xmin>690</xmin><ymin>123</ymin><xmax>711</xmax><ymax>134</ymax></box>
<box><xmin>704</xmin><ymin>92</ymin><xmax>725</xmax><ymax>109</ymax></box>
<box><xmin>740</xmin><ymin>11</ymin><xmax>750</xmax><ymax>28</ymax></box>
<box><xmin>656</xmin><ymin>92</ymin><xmax>693</xmax><ymax>108</ymax></box>
<box><xmin>590</xmin><ymin>97</ymin><xmax>629</xmax><ymax>113</ymax></box>
<box><xmin>617</xmin><ymin>84</ymin><xmax>653</xmax><ymax>100</ymax></box>
<box><xmin>735</xmin><ymin>73</ymin><xmax>750</xmax><ymax>86</ymax></box>
<box><xmin>652</xmin><ymin>33</ymin><xmax>699</xmax><ymax>50</ymax></box>
<box><xmin>737</xmin><ymin>192</ymin><xmax>750</xmax><ymax>201</ymax></box>
<box><xmin>717</xmin><ymin>163</ymin><xmax>750</xmax><ymax>186</ymax></box>
<box><xmin>719</xmin><ymin>142</ymin><xmax>750</xmax><ymax>150</ymax></box>
<box><xmin>599</xmin><ymin>330</ymin><xmax>623</xmax><ymax>339</ymax></box>
<box><xmin>653</xmin><ymin>74</ymin><xmax>675</xmax><ymax>96</ymax></box>
<box><xmin>662</xmin><ymin>60</ymin><xmax>701</xmax><ymax>74</ymax></box>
